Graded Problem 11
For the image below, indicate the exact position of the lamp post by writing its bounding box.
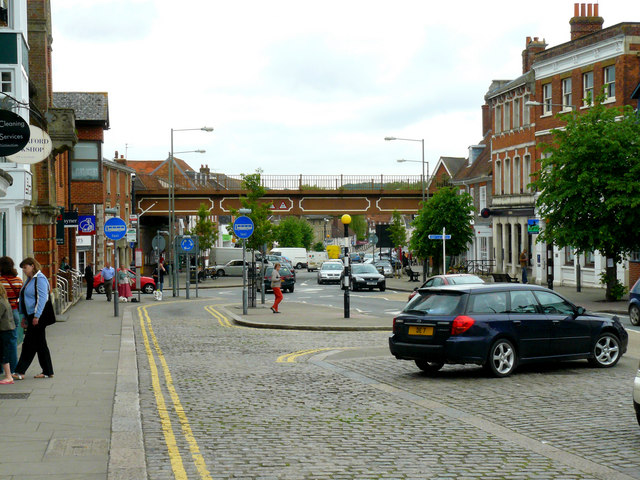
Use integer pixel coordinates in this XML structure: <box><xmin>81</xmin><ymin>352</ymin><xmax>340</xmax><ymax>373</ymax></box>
<box><xmin>169</xmin><ymin>126</ymin><xmax>213</xmax><ymax>297</ymax></box>
<box><xmin>397</xmin><ymin>158</ymin><xmax>429</xmax><ymax>203</ymax></box>
<box><xmin>524</xmin><ymin>100</ymin><xmax>576</xmax><ymax>112</ymax></box>
<box><xmin>341</xmin><ymin>214</ymin><xmax>351</xmax><ymax>318</ymax></box>
<box><xmin>385</xmin><ymin>137</ymin><xmax>425</xmax><ymax>203</ymax></box>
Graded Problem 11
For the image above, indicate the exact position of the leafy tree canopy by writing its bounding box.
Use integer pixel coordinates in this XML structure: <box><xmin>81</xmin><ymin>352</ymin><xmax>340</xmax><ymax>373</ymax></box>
<box><xmin>275</xmin><ymin>217</ymin><xmax>314</xmax><ymax>249</ymax></box>
<box><xmin>531</xmin><ymin>95</ymin><xmax>640</xmax><ymax>264</ymax></box>
<box><xmin>349</xmin><ymin>215</ymin><xmax>368</xmax><ymax>241</ymax></box>
<box><xmin>410</xmin><ymin>186</ymin><xmax>475</xmax><ymax>271</ymax></box>
<box><xmin>187</xmin><ymin>204</ymin><xmax>218</xmax><ymax>263</ymax></box>
<box><xmin>387</xmin><ymin>210</ymin><xmax>407</xmax><ymax>250</ymax></box>
<box><xmin>229</xmin><ymin>169</ymin><xmax>275</xmax><ymax>252</ymax></box>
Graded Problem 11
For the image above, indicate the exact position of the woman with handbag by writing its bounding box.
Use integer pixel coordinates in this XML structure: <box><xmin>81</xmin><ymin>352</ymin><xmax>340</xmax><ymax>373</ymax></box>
<box><xmin>13</xmin><ymin>257</ymin><xmax>54</xmax><ymax>380</ymax></box>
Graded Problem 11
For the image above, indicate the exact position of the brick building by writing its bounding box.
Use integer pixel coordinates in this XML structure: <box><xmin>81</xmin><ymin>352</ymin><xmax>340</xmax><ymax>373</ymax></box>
<box><xmin>486</xmin><ymin>3</ymin><xmax>640</xmax><ymax>288</ymax></box>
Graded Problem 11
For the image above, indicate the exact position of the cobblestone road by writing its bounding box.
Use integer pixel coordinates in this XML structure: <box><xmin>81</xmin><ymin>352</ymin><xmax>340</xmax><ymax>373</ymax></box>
<box><xmin>134</xmin><ymin>299</ymin><xmax>640</xmax><ymax>480</ymax></box>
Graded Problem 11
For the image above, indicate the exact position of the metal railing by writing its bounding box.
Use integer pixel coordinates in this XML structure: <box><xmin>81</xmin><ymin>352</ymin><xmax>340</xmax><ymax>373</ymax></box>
<box><xmin>178</xmin><ymin>174</ymin><xmax>430</xmax><ymax>191</ymax></box>
<box><xmin>69</xmin><ymin>269</ymin><xmax>83</xmax><ymax>301</ymax></box>
<box><xmin>56</xmin><ymin>276</ymin><xmax>69</xmax><ymax>314</ymax></box>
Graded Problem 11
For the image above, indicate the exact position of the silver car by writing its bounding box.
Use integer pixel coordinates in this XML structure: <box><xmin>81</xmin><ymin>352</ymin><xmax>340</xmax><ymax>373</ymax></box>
<box><xmin>317</xmin><ymin>261</ymin><xmax>343</xmax><ymax>284</ymax></box>
<box><xmin>634</xmin><ymin>359</ymin><xmax>640</xmax><ymax>426</ymax></box>
<box><xmin>214</xmin><ymin>260</ymin><xmax>255</xmax><ymax>277</ymax></box>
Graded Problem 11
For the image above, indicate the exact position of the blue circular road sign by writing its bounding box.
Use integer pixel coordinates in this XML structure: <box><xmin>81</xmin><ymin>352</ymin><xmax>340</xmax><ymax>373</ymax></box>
<box><xmin>233</xmin><ymin>216</ymin><xmax>254</xmax><ymax>239</ymax></box>
<box><xmin>104</xmin><ymin>217</ymin><xmax>127</xmax><ymax>241</ymax></box>
<box><xmin>181</xmin><ymin>237</ymin><xmax>195</xmax><ymax>252</ymax></box>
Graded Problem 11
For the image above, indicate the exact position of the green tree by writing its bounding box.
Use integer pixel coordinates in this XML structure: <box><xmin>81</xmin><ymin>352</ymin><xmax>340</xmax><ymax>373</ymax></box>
<box><xmin>387</xmin><ymin>210</ymin><xmax>407</xmax><ymax>277</ymax></box>
<box><xmin>230</xmin><ymin>169</ymin><xmax>275</xmax><ymax>254</ymax></box>
<box><xmin>410</xmin><ymin>186</ymin><xmax>475</xmax><ymax>274</ymax></box>
<box><xmin>274</xmin><ymin>217</ymin><xmax>315</xmax><ymax>249</ymax></box>
<box><xmin>349</xmin><ymin>215</ymin><xmax>368</xmax><ymax>241</ymax></box>
<box><xmin>186</xmin><ymin>204</ymin><xmax>218</xmax><ymax>266</ymax></box>
<box><xmin>531</xmin><ymin>95</ymin><xmax>640</xmax><ymax>300</ymax></box>
<box><xmin>312</xmin><ymin>241</ymin><xmax>324</xmax><ymax>252</ymax></box>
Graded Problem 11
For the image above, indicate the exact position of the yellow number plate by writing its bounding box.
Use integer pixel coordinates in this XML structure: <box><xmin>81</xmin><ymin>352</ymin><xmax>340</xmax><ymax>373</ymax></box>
<box><xmin>408</xmin><ymin>326</ymin><xmax>434</xmax><ymax>336</ymax></box>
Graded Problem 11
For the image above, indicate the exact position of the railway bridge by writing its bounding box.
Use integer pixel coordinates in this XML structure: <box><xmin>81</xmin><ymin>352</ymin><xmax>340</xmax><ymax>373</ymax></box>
<box><xmin>135</xmin><ymin>174</ymin><xmax>435</xmax><ymax>218</ymax></box>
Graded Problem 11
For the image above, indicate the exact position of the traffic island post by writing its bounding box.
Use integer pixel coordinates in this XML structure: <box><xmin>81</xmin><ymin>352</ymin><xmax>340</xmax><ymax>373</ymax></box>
<box><xmin>341</xmin><ymin>214</ymin><xmax>351</xmax><ymax>319</ymax></box>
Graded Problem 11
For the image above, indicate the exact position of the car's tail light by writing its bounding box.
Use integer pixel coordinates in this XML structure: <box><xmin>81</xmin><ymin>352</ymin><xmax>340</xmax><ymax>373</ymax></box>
<box><xmin>451</xmin><ymin>316</ymin><xmax>475</xmax><ymax>335</ymax></box>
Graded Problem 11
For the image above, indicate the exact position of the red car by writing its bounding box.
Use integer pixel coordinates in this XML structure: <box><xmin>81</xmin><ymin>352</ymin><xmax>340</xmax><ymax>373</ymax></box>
<box><xmin>407</xmin><ymin>274</ymin><xmax>484</xmax><ymax>300</ymax></box>
<box><xmin>93</xmin><ymin>268</ymin><xmax>156</xmax><ymax>294</ymax></box>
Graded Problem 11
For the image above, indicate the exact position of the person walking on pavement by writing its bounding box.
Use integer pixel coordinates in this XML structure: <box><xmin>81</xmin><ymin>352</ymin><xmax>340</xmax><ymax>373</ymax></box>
<box><xmin>0</xmin><ymin>256</ymin><xmax>22</xmax><ymax>374</ymax></box>
<box><xmin>101</xmin><ymin>262</ymin><xmax>115</xmax><ymax>302</ymax></box>
<box><xmin>84</xmin><ymin>262</ymin><xmax>94</xmax><ymax>300</ymax></box>
<box><xmin>520</xmin><ymin>249</ymin><xmax>528</xmax><ymax>284</ymax></box>
<box><xmin>0</xmin><ymin>284</ymin><xmax>16</xmax><ymax>384</ymax></box>
<box><xmin>270</xmin><ymin>263</ymin><xmax>283</xmax><ymax>314</ymax></box>
<box><xmin>154</xmin><ymin>261</ymin><xmax>166</xmax><ymax>292</ymax></box>
<box><xmin>13</xmin><ymin>257</ymin><xmax>54</xmax><ymax>380</ymax></box>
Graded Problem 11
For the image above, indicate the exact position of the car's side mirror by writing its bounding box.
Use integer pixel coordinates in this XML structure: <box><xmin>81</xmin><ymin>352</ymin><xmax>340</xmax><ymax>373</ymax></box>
<box><xmin>575</xmin><ymin>306</ymin><xmax>586</xmax><ymax>316</ymax></box>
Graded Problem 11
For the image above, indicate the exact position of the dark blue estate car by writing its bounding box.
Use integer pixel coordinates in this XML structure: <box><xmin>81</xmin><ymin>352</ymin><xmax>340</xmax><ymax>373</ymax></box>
<box><xmin>628</xmin><ymin>278</ymin><xmax>640</xmax><ymax>326</ymax></box>
<box><xmin>389</xmin><ymin>283</ymin><xmax>629</xmax><ymax>377</ymax></box>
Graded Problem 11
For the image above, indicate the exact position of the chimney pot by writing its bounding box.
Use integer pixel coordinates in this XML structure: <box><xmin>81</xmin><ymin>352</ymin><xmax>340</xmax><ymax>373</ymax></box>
<box><xmin>587</xmin><ymin>4</ymin><xmax>592</xmax><ymax>16</ymax></box>
<box><xmin>526</xmin><ymin>36</ymin><xmax>532</xmax><ymax>45</ymax></box>
<box><xmin>594</xmin><ymin>4</ymin><xmax>598</xmax><ymax>16</ymax></box>
<box><xmin>574</xmin><ymin>3</ymin><xmax>579</xmax><ymax>16</ymax></box>
<box><xmin>581</xmin><ymin>3</ymin><xmax>586</xmax><ymax>16</ymax></box>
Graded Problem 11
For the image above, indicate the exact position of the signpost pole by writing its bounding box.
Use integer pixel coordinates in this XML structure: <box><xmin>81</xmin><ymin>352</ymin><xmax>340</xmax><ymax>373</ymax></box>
<box><xmin>242</xmin><ymin>239</ymin><xmax>247</xmax><ymax>315</ymax></box>
<box><xmin>442</xmin><ymin>227</ymin><xmax>446</xmax><ymax>273</ymax></box>
<box><xmin>114</xmin><ymin>246</ymin><xmax>119</xmax><ymax>318</ymax></box>
<box><xmin>186</xmin><ymin>252</ymin><xmax>190</xmax><ymax>300</ymax></box>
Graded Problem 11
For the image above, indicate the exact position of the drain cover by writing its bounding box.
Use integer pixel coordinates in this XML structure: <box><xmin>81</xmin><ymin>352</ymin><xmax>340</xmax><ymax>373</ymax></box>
<box><xmin>45</xmin><ymin>438</ymin><xmax>109</xmax><ymax>457</ymax></box>
<box><xmin>0</xmin><ymin>393</ymin><xmax>30</xmax><ymax>399</ymax></box>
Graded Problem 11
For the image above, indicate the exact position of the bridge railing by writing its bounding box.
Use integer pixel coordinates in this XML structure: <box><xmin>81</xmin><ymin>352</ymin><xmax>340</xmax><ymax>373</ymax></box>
<box><xmin>205</xmin><ymin>175</ymin><xmax>429</xmax><ymax>191</ymax></box>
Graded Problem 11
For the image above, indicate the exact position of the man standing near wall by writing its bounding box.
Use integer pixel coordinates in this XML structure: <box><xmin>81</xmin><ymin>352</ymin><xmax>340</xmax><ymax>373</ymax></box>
<box><xmin>101</xmin><ymin>262</ymin><xmax>115</xmax><ymax>302</ymax></box>
<box><xmin>520</xmin><ymin>249</ymin><xmax>528</xmax><ymax>284</ymax></box>
<box><xmin>84</xmin><ymin>262</ymin><xmax>94</xmax><ymax>300</ymax></box>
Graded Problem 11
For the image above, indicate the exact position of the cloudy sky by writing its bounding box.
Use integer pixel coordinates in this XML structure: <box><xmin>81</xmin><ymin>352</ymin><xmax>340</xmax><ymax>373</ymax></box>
<box><xmin>50</xmin><ymin>0</ymin><xmax>632</xmax><ymax>176</ymax></box>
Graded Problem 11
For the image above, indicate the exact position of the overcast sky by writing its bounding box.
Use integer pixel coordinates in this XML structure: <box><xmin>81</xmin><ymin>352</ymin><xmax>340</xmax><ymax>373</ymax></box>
<box><xmin>50</xmin><ymin>0</ymin><xmax>632</xmax><ymax>176</ymax></box>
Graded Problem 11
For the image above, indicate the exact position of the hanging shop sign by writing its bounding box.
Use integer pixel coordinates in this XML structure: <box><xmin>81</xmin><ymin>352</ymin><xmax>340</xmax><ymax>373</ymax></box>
<box><xmin>6</xmin><ymin>125</ymin><xmax>52</xmax><ymax>164</ymax></box>
<box><xmin>0</xmin><ymin>109</ymin><xmax>30</xmax><ymax>156</ymax></box>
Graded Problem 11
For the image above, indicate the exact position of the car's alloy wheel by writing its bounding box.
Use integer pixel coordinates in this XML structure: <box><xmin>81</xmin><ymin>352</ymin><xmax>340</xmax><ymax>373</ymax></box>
<box><xmin>589</xmin><ymin>333</ymin><xmax>621</xmax><ymax>368</ymax></box>
<box><xmin>630</xmin><ymin>304</ymin><xmax>640</xmax><ymax>326</ymax></box>
<box><xmin>217</xmin><ymin>270</ymin><xmax>225</xmax><ymax>277</ymax></box>
<box><xmin>415</xmin><ymin>359</ymin><xmax>444</xmax><ymax>373</ymax></box>
<box><xmin>487</xmin><ymin>339</ymin><xmax>517</xmax><ymax>377</ymax></box>
<box><xmin>96</xmin><ymin>284</ymin><xmax>105</xmax><ymax>294</ymax></box>
<box><xmin>143</xmin><ymin>284</ymin><xmax>155</xmax><ymax>294</ymax></box>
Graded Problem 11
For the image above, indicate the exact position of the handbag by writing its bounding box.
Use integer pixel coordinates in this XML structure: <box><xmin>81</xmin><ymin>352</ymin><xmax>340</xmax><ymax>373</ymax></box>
<box><xmin>34</xmin><ymin>275</ymin><xmax>56</xmax><ymax>326</ymax></box>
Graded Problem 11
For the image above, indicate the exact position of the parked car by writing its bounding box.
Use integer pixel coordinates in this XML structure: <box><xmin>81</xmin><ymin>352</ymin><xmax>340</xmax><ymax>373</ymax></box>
<box><xmin>94</xmin><ymin>269</ymin><xmax>156</xmax><ymax>294</ymax></box>
<box><xmin>257</xmin><ymin>265</ymin><xmax>296</xmax><ymax>293</ymax></box>
<box><xmin>214</xmin><ymin>260</ymin><xmax>257</xmax><ymax>277</ymax></box>
<box><xmin>634</xmin><ymin>359</ymin><xmax>640</xmax><ymax>427</ymax></box>
<box><xmin>317</xmin><ymin>261</ymin><xmax>344</xmax><ymax>284</ymax></box>
<box><xmin>341</xmin><ymin>263</ymin><xmax>386</xmax><ymax>291</ymax></box>
<box><xmin>389</xmin><ymin>283</ymin><xmax>628</xmax><ymax>377</ymax></box>
<box><xmin>374</xmin><ymin>260</ymin><xmax>393</xmax><ymax>277</ymax></box>
<box><xmin>407</xmin><ymin>274</ymin><xmax>485</xmax><ymax>300</ymax></box>
<box><xmin>628</xmin><ymin>278</ymin><xmax>640</xmax><ymax>326</ymax></box>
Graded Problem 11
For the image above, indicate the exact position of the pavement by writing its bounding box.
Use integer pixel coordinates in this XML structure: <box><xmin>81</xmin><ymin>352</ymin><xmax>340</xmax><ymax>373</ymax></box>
<box><xmin>0</xmin><ymin>273</ymin><xmax>636</xmax><ymax>479</ymax></box>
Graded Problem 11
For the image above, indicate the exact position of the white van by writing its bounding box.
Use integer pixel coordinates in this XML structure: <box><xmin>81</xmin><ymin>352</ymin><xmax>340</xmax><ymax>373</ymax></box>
<box><xmin>307</xmin><ymin>251</ymin><xmax>329</xmax><ymax>271</ymax></box>
<box><xmin>270</xmin><ymin>248</ymin><xmax>308</xmax><ymax>270</ymax></box>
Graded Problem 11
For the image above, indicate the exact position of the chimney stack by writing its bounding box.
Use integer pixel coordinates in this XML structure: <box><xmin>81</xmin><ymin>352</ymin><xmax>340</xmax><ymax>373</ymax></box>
<box><xmin>522</xmin><ymin>36</ymin><xmax>547</xmax><ymax>73</ymax></box>
<box><xmin>570</xmin><ymin>3</ymin><xmax>603</xmax><ymax>40</ymax></box>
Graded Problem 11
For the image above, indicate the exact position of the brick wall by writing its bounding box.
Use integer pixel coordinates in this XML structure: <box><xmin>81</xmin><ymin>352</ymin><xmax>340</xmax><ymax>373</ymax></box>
<box><xmin>630</xmin><ymin>262</ymin><xmax>640</xmax><ymax>288</ymax></box>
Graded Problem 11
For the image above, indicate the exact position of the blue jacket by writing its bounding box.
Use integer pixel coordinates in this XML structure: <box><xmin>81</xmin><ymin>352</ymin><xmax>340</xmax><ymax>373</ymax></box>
<box><xmin>19</xmin><ymin>271</ymin><xmax>50</xmax><ymax>318</ymax></box>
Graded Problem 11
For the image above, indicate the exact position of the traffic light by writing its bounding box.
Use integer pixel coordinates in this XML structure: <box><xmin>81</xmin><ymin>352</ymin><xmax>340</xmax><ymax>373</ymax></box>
<box><xmin>480</xmin><ymin>208</ymin><xmax>491</xmax><ymax>218</ymax></box>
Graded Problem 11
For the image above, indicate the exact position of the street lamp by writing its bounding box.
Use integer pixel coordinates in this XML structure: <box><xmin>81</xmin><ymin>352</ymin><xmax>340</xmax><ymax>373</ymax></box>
<box><xmin>385</xmin><ymin>136</ymin><xmax>425</xmax><ymax>203</ymax></box>
<box><xmin>169</xmin><ymin>126</ymin><xmax>213</xmax><ymax>297</ymax></box>
<box><xmin>525</xmin><ymin>100</ymin><xmax>577</xmax><ymax>112</ymax></box>
<box><xmin>341</xmin><ymin>214</ymin><xmax>351</xmax><ymax>319</ymax></box>
<box><xmin>397</xmin><ymin>159</ymin><xmax>429</xmax><ymax>202</ymax></box>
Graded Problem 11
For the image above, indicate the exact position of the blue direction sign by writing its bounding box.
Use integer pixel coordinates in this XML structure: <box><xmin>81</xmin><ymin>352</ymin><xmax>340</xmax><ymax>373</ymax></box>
<box><xmin>104</xmin><ymin>217</ymin><xmax>127</xmax><ymax>241</ymax></box>
<box><xmin>233</xmin><ymin>216</ymin><xmax>254</xmax><ymax>239</ymax></box>
<box><xmin>181</xmin><ymin>237</ymin><xmax>195</xmax><ymax>252</ymax></box>
<box><xmin>428</xmin><ymin>234</ymin><xmax>451</xmax><ymax>240</ymax></box>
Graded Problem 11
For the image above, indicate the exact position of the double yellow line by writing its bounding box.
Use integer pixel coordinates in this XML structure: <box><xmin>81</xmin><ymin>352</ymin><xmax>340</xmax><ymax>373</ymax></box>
<box><xmin>204</xmin><ymin>305</ymin><xmax>238</xmax><ymax>328</ymax></box>
<box><xmin>277</xmin><ymin>348</ymin><xmax>347</xmax><ymax>363</ymax></box>
<box><xmin>138</xmin><ymin>304</ymin><xmax>212</xmax><ymax>480</ymax></box>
